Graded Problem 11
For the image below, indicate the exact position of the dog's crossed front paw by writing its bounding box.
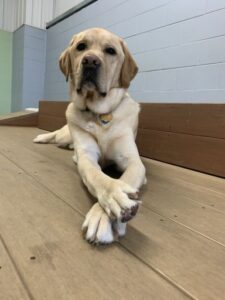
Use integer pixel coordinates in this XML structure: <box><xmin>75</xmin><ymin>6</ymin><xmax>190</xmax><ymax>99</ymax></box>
<box><xmin>82</xmin><ymin>203</ymin><xmax>114</xmax><ymax>245</ymax></box>
<box><xmin>82</xmin><ymin>203</ymin><xmax>127</xmax><ymax>245</ymax></box>
<box><xmin>97</xmin><ymin>179</ymin><xmax>139</xmax><ymax>223</ymax></box>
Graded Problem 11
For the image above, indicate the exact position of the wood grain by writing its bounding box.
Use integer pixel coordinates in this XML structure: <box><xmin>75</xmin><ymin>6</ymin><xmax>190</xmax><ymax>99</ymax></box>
<box><xmin>0</xmin><ymin>148</ymin><xmax>189</xmax><ymax>300</ymax></box>
<box><xmin>36</xmin><ymin>101</ymin><xmax>225</xmax><ymax>177</ymax></box>
<box><xmin>139</xmin><ymin>103</ymin><xmax>225</xmax><ymax>139</ymax></box>
<box><xmin>38</xmin><ymin>100</ymin><xmax>68</xmax><ymax>131</ymax></box>
<box><xmin>0</xmin><ymin>238</ymin><xmax>31</xmax><ymax>300</ymax></box>
<box><xmin>38</xmin><ymin>114</ymin><xmax>67</xmax><ymax>131</ymax></box>
<box><xmin>39</xmin><ymin>100</ymin><xmax>68</xmax><ymax>117</ymax></box>
<box><xmin>143</xmin><ymin>158</ymin><xmax>225</xmax><ymax>195</ymax></box>
<box><xmin>137</xmin><ymin>128</ymin><xmax>225</xmax><ymax>177</ymax></box>
<box><xmin>0</xmin><ymin>111</ymin><xmax>38</xmax><ymax>127</ymax></box>
<box><xmin>1</xmin><ymin>126</ymin><xmax>225</xmax><ymax>299</ymax></box>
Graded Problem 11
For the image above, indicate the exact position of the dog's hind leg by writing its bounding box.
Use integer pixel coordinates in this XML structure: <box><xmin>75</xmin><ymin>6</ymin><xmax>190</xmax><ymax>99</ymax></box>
<box><xmin>33</xmin><ymin>130</ymin><xmax>59</xmax><ymax>144</ymax></box>
<box><xmin>33</xmin><ymin>125</ymin><xmax>73</xmax><ymax>148</ymax></box>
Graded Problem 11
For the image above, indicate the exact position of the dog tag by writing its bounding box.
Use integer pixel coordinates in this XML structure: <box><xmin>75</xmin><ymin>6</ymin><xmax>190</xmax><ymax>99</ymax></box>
<box><xmin>98</xmin><ymin>113</ymin><xmax>113</xmax><ymax>125</ymax></box>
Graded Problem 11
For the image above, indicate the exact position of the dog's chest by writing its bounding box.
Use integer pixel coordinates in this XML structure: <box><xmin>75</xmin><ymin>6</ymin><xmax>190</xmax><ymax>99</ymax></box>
<box><xmin>84</xmin><ymin>118</ymin><xmax>111</xmax><ymax>137</ymax></box>
<box><xmin>85</xmin><ymin>120</ymin><xmax>97</xmax><ymax>133</ymax></box>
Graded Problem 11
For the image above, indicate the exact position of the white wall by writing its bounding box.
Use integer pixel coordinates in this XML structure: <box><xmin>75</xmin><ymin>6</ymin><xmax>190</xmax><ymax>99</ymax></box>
<box><xmin>2</xmin><ymin>0</ymin><xmax>225</xmax><ymax>103</ymax></box>
<box><xmin>0</xmin><ymin>0</ymin><xmax>25</xmax><ymax>32</ymax></box>
<box><xmin>25</xmin><ymin>0</ymin><xmax>54</xmax><ymax>29</ymax></box>
<box><xmin>0</xmin><ymin>0</ymin><xmax>84</xmax><ymax>32</ymax></box>
<box><xmin>44</xmin><ymin>0</ymin><xmax>225</xmax><ymax>103</ymax></box>
<box><xmin>53</xmin><ymin>0</ymin><xmax>84</xmax><ymax>18</ymax></box>
<box><xmin>127</xmin><ymin>0</ymin><xmax>225</xmax><ymax>102</ymax></box>
<box><xmin>0</xmin><ymin>0</ymin><xmax>54</xmax><ymax>32</ymax></box>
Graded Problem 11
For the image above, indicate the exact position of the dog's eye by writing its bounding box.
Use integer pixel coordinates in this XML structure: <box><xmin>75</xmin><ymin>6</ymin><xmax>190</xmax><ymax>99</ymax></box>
<box><xmin>76</xmin><ymin>43</ymin><xmax>87</xmax><ymax>51</ymax></box>
<box><xmin>105</xmin><ymin>47</ymin><xmax>116</xmax><ymax>55</ymax></box>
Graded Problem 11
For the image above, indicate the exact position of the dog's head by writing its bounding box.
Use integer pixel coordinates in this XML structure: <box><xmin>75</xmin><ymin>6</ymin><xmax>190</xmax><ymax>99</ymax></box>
<box><xmin>59</xmin><ymin>28</ymin><xmax>138</xmax><ymax>97</ymax></box>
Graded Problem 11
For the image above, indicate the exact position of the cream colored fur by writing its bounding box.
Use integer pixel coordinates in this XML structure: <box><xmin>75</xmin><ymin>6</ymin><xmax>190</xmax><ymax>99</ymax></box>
<box><xmin>34</xmin><ymin>28</ymin><xmax>146</xmax><ymax>245</ymax></box>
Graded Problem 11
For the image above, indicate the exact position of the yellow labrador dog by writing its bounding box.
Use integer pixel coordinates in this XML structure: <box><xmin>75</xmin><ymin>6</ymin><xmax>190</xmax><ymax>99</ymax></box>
<box><xmin>34</xmin><ymin>28</ymin><xmax>146</xmax><ymax>244</ymax></box>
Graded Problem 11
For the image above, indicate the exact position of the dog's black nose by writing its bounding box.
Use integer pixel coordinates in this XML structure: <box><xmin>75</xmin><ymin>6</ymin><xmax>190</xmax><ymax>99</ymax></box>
<box><xmin>82</xmin><ymin>55</ymin><xmax>101</xmax><ymax>68</ymax></box>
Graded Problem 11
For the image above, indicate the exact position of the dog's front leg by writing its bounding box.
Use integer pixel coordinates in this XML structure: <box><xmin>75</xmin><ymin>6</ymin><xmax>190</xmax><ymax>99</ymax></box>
<box><xmin>69</xmin><ymin>125</ymin><xmax>139</xmax><ymax>243</ymax></box>
<box><xmin>77</xmin><ymin>149</ymin><xmax>139</xmax><ymax>221</ymax></box>
<box><xmin>106</xmin><ymin>133</ymin><xmax>147</xmax><ymax>238</ymax></box>
<box><xmin>77</xmin><ymin>146</ymin><xmax>140</xmax><ymax>244</ymax></box>
<box><xmin>108</xmin><ymin>132</ymin><xmax>146</xmax><ymax>191</ymax></box>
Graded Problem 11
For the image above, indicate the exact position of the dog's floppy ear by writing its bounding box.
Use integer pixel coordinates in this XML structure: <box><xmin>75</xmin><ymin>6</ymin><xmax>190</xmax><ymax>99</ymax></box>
<box><xmin>59</xmin><ymin>35</ymin><xmax>77</xmax><ymax>82</ymax></box>
<box><xmin>119</xmin><ymin>40</ymin><xmax>138</xmax><ymax>89</ymax></box>
<box><xmin>59</xmin><ymin>49</ymin><xmax>72</xmax><ymax>82</ymax></box>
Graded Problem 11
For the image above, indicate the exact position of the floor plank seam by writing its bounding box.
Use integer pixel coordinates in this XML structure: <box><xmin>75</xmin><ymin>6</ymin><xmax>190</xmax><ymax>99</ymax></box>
<box><xmin>140</xmin><ymin>127</ymin><xmax>225</xmax><ymax>141</ymax></box>
<box><xmin>0</xmin><ymin>149</ymin><xmax>198</xmax><ymax>298</ymax></box>
<box><xmin>12</xmin><ymin>140</ymin><xmax>225</xmax><ymax>217</ymax></box>
<box><xmin>1</xmin><ymin>142</ymin><xmax>224</xmax><ymax>249</ymax></box>
<box><xmin>144</xmin><ymin>183</ymin><xmax>225</xmax><ymax>216</ymax></box>
<box><xmin>2</xmin><ymin>138</ymin><xmax>224</xmax><ymax>299</ymax></box>
<box><xmin>146</xmin><ymin>159</ymin><xmax>225</xmax><ymax>194</ymax></box>
<box><xmin>143</xmin><ymin>206</ymin><xmax>225</xmax><ymax>248</ymax></box>
<box><xmin>0</xmin><ymin>233</ymin><xmax>36</xmax><ymax>300</ymax></box>
<box><xmin>120</xmin><ymin>243</ymin><xmax>199</xmax><ymax>300</ymax></box>
<box><xmin>0</xmin><ymin>149</ymin><xmax>85</xmax><ymax>216</ymax></box>
<box><xmin>152</xmin><ymin>173</ymin><xmax>225</xmax><ymax>199</ymax></box>
<box><xmin>1</xmin><ymin>128</ymin><xmax>225</xmax><ymax>299</ymax></box>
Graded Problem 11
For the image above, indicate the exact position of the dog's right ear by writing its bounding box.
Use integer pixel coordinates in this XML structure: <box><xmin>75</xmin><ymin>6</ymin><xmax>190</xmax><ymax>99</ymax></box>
<box><xmin>59</xmin><ymin>48</ymin><xmax>71</xmax><ymax>82</ymax></box>
<box><xmin>59</xmin><ymin>35</ymin><xmax>77</xmax><ymax>82</ymax></box>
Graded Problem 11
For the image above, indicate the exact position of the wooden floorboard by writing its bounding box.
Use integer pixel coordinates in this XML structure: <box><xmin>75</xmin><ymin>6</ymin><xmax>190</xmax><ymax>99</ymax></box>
<box><xmin>1</xmin><ymin>127</ymin><xmax>225</xmax><ymax>299</ymax></box>
<box><xmin>144</xmin><ymin>158</ymin><xmax>225</xmax><ymax>195</ymax></box>
<box><xmin>0</xmin><ymin>237</ymin><xmax>31</xmax><ymax>300</ymax></box>
<box><xmin>4</xmin><ymin>127</ymin><xmax>225</xmax><ymax>242</ymax></box>
<box><xmin>142</xmin><ymin>176</ymin><xmax>225</xmax><ymax>245</ymax></box>
<box><xmin>149</xmin><ymin>172</ymin><xmax>225</xmax><ymax>213</ymax></box>
<box><xmin>0</xmin><ymin>129</ymin><xmax>190</xmax><ymax>300</ymax></box>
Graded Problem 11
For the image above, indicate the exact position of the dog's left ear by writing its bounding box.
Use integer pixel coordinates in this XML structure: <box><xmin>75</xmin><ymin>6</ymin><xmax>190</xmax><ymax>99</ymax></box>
<box><xmin>119</xmin><ymin>40</ymin><xmax>138</xmax><ymax>89</ymax></box>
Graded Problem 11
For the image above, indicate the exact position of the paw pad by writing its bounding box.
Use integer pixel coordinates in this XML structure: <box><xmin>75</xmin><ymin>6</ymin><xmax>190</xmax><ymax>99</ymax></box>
<box><xmin>121</xmin><ymin>204</ymin><xmax>139</xmax><ymax>223</ymax></box>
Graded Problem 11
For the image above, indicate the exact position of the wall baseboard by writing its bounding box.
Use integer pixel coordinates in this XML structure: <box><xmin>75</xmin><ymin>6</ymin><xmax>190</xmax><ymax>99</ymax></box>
<box><xmin>38</xmin><ymin>100</ymin><xmax>67</xmax><ymax>131</ymax></box>
<box><xmin>37</xmin><ymin>100</ymin><xmax>225</xmax><ymax>178</ymax></box>
<box><xmin>0</xmin><ymin>111</ymin><xmax>38</xmax><ymax>127</ymax></box>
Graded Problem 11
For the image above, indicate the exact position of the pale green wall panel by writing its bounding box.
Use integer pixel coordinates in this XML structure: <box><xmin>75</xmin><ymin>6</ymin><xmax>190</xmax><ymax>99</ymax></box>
<box><xmin>0</xmin><ymin>30</ymin><xmax>12</xmax><ymax>113</ymax></box>
<box><xmin>0</xmin><ymin>30</ymin><xmax>12</xmax><ymax>115</ymax></box>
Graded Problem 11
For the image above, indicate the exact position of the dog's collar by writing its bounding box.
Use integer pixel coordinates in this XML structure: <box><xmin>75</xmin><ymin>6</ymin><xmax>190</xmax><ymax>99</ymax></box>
<box><xmin>80</xmin><ymin>106</ymin><xmax>113</xmax><ymax>125</ymax></box>
<box><xmin>78</xmin><ymin>88</ymin><xmax>126</xmax><ymax>125</ymax></box>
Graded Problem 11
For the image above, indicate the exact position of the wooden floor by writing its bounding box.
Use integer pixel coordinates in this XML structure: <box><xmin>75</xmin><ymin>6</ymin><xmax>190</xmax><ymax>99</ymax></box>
<box><xmin>0</xmin><ymin>126</ymin><xmax>225</xmax><ymax>300</ymax></box>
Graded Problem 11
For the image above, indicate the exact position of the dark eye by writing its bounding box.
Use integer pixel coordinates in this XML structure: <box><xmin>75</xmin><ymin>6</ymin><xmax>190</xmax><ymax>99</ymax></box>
<box><xmin>76</xmin><ymin>43</ymin><xmax>87</xmax><ymax>51</ymax></box>
<box><xmin>105</xmin><ymin>47</ymin><xmax>116</xmax><ymax>55</ymax></box>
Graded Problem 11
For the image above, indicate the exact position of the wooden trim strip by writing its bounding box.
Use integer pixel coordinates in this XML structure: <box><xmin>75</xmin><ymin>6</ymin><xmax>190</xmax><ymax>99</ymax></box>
<box><xmin>137</xmin><ymin>128</ymin><xmax>225</xmax><ymax>178</ymax></box>
<box><xmin>38</xmin><ymin>115</ymin><xmax>67</xmax><ymax>131</ymax></box>
<box><xmin>37</xmin><ymin>100</ymin><xmax>225</xmax><ymax>178</ymax></box>
<box><xmin>39</xmin><ymin>100</ymin><xmax>69</xmax><ymax>117</ymax></box>
<box><xmin>139</xmin><ymin>103</ymin><xmax>225</xmax><ymax>139</ymax></box>
<box><xmin>0</xmin><ymin>111</ymin><xmax>38</xmax><ymax>127</ymax></box>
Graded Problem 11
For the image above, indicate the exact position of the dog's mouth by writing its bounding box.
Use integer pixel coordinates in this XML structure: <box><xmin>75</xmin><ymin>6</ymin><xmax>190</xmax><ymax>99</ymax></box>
<box><xmin>77</xmin><ymin>67</ymin><xmax>106</xmax><ymax>97</ymax></box>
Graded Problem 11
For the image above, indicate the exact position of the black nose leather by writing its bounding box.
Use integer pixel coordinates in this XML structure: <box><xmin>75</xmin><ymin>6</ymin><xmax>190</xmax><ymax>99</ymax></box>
<box><xmin>82</xmin><ymin>55</ymin><xmax>101</xmax><ymax>67</ymax></box>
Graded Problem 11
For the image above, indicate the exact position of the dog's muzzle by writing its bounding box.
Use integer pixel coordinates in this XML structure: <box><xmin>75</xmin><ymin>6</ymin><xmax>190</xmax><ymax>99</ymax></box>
<box><xmin>77</xmin><ymin>55</ymin><xmax>106</xmax><ymax>97</ymax></box>
<box><xmin>81</xmin><ymin>55</ymin><xmax>100</xmax><ymax>85</ymax></box>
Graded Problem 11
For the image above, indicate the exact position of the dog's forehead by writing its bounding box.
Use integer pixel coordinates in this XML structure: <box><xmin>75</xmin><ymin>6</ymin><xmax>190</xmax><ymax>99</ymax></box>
<box><xmin>77</xmin><ymin>28</ymin><xmax>121</xmax><ymax>46</ymax></box>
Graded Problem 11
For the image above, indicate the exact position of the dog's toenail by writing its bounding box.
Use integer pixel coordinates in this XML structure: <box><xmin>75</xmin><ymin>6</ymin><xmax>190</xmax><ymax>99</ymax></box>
<box><xmin>131</xmin><ymin>205</ymin><xmax>139</xmax><ymax>216</ymax></box>
<box><xmin>128</xmin><ymin>192</ymin><xmax>139</xmax><ymax>200</ymax></box>
<box><xmin>121</xmin><ymin>210</ymin><xmax>133</xmax><ymax>223</ymax></box>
